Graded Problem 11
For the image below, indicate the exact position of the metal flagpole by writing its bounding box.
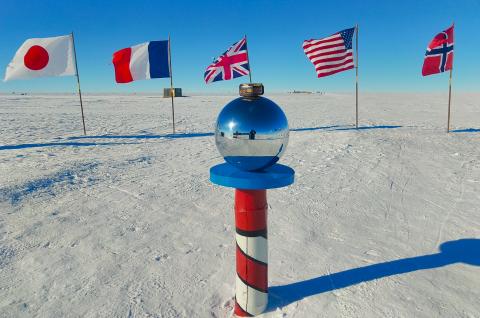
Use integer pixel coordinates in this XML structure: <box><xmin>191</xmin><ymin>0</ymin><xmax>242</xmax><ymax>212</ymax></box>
<box><xmin>355</xmin><ymin>24</ymin><xmax>359</xmax><ymax>129</ymax></box>
<box><xmin>168</xmin><ymin>35</ymin><xmax>176</xmax><ymax>134</ymax></box>
<box><xmin>446</xmin><ymin>22</ymin><xmax>454</xmax><ymax>133</ymax></box>
<box><xmin>245</xmin><ymin>34</ymin><xmax>252</xmax><ymax>83</ymax></box>
<box><xmin>71</xmin><ymin>32</ymin><xmax>86</xmax><ymax>135</ymax></box>
<box><xmin>447</xmin><ymin>68</ymin><xmax>453</xmax><ymax>133</ymax></box>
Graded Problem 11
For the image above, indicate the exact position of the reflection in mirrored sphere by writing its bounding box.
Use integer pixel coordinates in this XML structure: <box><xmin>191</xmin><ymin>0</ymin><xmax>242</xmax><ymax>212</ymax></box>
<box><xmin>215</xmin><ymin>96</ymin><xmax>289</xmax><ymax>171</ymax></box>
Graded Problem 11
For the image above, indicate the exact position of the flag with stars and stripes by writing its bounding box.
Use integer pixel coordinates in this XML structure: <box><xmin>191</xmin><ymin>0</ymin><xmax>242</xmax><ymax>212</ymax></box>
<box><xmin>303</xmin><ymin>27</ymin><xmax>355</xmax><ymax>78</ymax></box>
<box><xmin>204</xmin><ymin>37</ymin><xmax>250</xmax><ymax>84</ymax></box>
<box><xmin>422</xmin><ymin>25</ymin><xmax>454</xmax><ymax>76</ymax></box>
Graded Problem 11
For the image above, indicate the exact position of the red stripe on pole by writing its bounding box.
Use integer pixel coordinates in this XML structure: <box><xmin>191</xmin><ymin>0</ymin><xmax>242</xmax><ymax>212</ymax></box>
<box><xmin>236</xmin><ymin>246</ymin><xmax>268</xmax><ymax>292</ymax></box>
<box><xmin>235</xmin><ymin>189</ymin><xmax>267</xmax><ymax>232</ymax></box>
<box><xmin>234</xmin><ymin>188</ymin><xmax>269</xmax><ymax>316</ymax></box>
<box><xmin>112</xmin><ymin>47</ymin><xmax>133</xmax><ymax>83</ymax></box>
<box><xmin>234</xmin><ymin>300</ymin><xmax>253</xmax><ymax>317</ymax></box>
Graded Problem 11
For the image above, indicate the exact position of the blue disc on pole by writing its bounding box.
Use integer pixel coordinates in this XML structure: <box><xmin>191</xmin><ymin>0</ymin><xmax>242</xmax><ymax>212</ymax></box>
<box><xmin>210</xmin><ymin>163</ymin><xmax>295</xmax><ymax>190</ymax></box>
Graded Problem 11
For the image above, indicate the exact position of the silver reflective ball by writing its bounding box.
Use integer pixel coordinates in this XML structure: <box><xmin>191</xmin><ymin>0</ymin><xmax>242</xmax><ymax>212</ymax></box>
<box><xmin>215</xmin><ymin>95</ymin><xmax>289</xmax><ymax>171</ymax></box>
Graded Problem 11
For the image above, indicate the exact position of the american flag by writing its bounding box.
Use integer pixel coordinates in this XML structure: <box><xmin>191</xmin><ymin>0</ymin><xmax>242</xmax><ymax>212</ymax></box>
<box><xmin>204</xmin><ymin>37</ymin><xmax>250</xmax><ymax>84</ymax></box>
<box><xmin>303</xmin><ymin>27</ymin><xmax>356</xmax><ymax>78</ymax></box>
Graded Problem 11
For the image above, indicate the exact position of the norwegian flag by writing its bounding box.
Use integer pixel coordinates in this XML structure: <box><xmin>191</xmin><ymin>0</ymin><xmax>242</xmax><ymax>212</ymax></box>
<box><xmin>422</xmin><ymin>25</ymin><xmax>454</xmax><ymax>76</ymax></box>
<box><xmin>204</xmin><ymin>37</ymin><xmax>250</xmax><ymax>84</ymax></box>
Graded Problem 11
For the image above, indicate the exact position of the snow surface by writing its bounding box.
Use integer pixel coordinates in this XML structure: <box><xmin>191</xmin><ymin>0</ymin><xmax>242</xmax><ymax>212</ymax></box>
<box><xmin>0</xmin><ymin>93</ymin><xmax>479</xmax><ymax>318</ymax></box>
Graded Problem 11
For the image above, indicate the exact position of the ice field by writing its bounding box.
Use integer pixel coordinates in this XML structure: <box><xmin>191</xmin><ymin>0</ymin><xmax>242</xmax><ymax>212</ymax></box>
<box><xmin>0</xmin><ymin>92</ymin><xmax>479</xmax><ymax>317</ymax></box>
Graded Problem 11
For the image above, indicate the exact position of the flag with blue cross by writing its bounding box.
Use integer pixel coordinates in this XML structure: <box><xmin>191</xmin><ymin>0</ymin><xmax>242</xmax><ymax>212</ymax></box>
<box><xmin>422</xmin><ymin>25</ymin><xmax>454</xmax><ymax>76</ymax></box>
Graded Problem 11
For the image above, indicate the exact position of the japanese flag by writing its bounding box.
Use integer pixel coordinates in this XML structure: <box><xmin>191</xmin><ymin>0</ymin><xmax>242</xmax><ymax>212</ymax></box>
<box><xmin>4</xmin><ymin>35</ymin><xmax>76</xmax><ymax>81</ymax></box>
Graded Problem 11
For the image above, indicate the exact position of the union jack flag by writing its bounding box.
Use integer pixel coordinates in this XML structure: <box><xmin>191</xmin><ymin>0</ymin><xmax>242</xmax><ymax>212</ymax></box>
<box><xmin>204</xmin><ymin>37</ymin><xmax>250</xmax><ymax>84</ymax></box>
<box><xmin>422</xmin><ymin>25</ymin><xmax>454</xmax><ymax>76</ymax></box>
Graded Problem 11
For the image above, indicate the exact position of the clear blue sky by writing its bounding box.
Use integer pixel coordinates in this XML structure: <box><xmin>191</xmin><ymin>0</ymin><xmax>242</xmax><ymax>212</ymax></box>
<box><xmin>0</xmin><ymin>0</ymin><xmax>478</xmax><ymax>93</ymax></box>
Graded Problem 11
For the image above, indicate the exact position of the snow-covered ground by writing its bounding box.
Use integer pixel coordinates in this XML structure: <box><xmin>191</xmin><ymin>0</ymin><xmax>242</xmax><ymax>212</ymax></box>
<box><xmin>0</xmin><ymin>92</ymin><xmax>479</xmax><ymax>318</ymax></box>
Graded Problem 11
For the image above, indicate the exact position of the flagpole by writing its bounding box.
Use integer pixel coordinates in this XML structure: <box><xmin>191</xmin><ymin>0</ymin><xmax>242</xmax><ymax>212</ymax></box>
<box><xmin>71</xmin><ymin>32</ymin><xmax>86</xmax><ymax>135</ymax></box>
<box><xmin>447</xmin><ymin>66</ymin><xmax>453</xmax><ymax>133</ymax></box>
<box><xmin>355</xmin><ymin>24</ymin><xmax>359</xmax><ymax>129</ymax></box>
<box><xmin>245</xmin><ymin>34</ymin><xmax>252</xmax><ymax>83</ymax></box>
<box><xmin>446</xmin><ymin>22</ymin><xmax>454</xmax><ymax>133</ymax></box>
<box><xmin>168</xmin><ymin>35</ymin><xmax>176</xmax><ymax>134</ymax></box>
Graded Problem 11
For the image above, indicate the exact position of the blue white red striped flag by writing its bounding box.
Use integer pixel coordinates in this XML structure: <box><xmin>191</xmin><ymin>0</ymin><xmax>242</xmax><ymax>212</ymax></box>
<box><xmin>112</xmin><ymin>41</ymin><xmax>170</xmax><ymax>83</ymax></box>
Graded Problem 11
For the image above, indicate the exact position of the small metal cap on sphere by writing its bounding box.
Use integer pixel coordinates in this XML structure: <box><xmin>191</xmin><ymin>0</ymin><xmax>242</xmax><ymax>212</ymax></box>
<box><xmin>239</xmin><ymin>83</ymin><xmax>264</xmax><ymax>97</ymax></box>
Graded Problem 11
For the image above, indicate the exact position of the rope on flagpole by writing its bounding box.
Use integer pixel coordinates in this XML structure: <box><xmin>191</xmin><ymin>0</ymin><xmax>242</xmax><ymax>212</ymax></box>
<box><xmin>355</xmin><ymin>24</ymin><xmax>359</xmax><ymax>129</ymax></box>
<box><xmin>245</xmin><ymin>34</ymin><xmax>252</xmax><ymax>83</ymax></box>
<box><xmin>71</xmin><ymin>32</ymin><xmax>86</xmax><ymax>135</ymax></box>
<box><xmin>168</xmin><ymin>35</ymin><xmax>176</xmax><ymax>134</ymax></box>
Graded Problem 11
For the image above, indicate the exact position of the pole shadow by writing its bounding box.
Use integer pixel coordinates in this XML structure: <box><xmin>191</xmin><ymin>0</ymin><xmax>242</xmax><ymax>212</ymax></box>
<box><xmin>64</xmin><ymin>125</ymin><xmax>401</xmax><ymax>142</ymax></box>
<box><xmin>67</xmin><ymin>132</ymin><xmax>214</xmax><ymax>140</ymax></box>
<box><xmin>333</xmin><ymin>125</ymin><xmax>402</xmax><ymax>131</ymax></box>
<box><xmin>290</xmin><ymin>125</ymin><xmax>341</xmax><ymax>132</ymax></box>
<box><xmin>451</xmin><ymin>128</ymin><xmax>480</xmax><ymax>133</ymax></box>
<box><xmin>0</xmin><ymin>141</ymin><xmax>139</xmax><ymax>151</ymax></box>
<box><xmin>267</xmin><ymin>238</ymin><xmax>480</xmax><ymax>312</ymax></box>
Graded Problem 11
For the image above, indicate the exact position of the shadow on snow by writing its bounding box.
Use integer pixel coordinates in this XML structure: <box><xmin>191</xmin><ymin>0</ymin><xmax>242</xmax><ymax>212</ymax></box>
<box><xmin>1</xmin><ymin>125</ymin><xmax>403</xmax><ymax>151</ymax></box>
<box><xmin>333</xmin><ymin>125</ymin><xmax>402</xmax><ymax>131</ymax></box>
<box><xmin>64</xmin><ymin>125</ymin><xmax>402</xmax><ymax>142</ymax></box>
<box><xmin>267</xmin><ymin>238</ymin><xmax>480</xmax><ymax>312</ymax></box>
<box><xmin>290</xmin><ymin>125</ymin><xmax>341</xmax><ymax>132</ymax></box>
<box><xmin>0</xmin><ymin>162</ymin><xmax>99</xmax><ymax>204</ymax></box>
<box><xmin>0</xmin><ymin>142</ymin><xmax>139</xmax><ymax>151</ymax></box>
<box><xmin>67</xmin><ymin>132</ymin><xmax>214</xmax><ymax>140</ymax></box>
<box><xmin>291</xmin><ymin>125</ymin><xmax>402</xmax><ymax>132</ymax></box>
<box><xmin>451</xmin><ymin>128</ymin><xmax>480</xmax><ymax>133</ymax></box>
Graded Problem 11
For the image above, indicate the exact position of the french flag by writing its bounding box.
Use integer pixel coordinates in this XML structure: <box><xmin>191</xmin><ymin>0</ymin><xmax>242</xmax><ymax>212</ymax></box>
<box><xmin>112</xmin><ymin>40</ymin><xmax>170</xmax><ymax>83</ymax></box>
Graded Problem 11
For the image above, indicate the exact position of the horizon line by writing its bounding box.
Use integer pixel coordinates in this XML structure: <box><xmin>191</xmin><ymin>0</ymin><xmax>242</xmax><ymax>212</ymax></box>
<box><xmin>1</xmin><ymin>90</ymin><xmax>479</xmax><ymax>95</ymax></box>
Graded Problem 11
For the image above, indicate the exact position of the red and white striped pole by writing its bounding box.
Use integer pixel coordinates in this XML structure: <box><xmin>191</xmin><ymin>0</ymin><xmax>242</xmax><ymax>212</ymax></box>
<box><xmin>234</xmin><ymin>189</ymin><xmax>268</xmax><ymax>316</ymax></box>
<box><xmin>209</xmin><ymin>83</ymin><xmax>294</xmax><ymax>316</ymax></box>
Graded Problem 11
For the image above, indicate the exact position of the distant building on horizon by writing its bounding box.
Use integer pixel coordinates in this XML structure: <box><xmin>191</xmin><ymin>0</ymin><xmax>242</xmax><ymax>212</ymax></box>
<box><xmin>163</xmin><ymin>88</ymin><xmax>183</xmax><ymax>98</ymax></box>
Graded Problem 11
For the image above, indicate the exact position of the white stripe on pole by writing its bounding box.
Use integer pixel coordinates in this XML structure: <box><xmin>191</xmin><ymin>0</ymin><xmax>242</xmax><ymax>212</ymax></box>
<box><xmin>129</xmin><ymin>42</ymin><xmax>150</xmax><ymax>81</ymax></box>
<box><xmin>235</xmin><ymin>275</ymin><xmax>268</xmax><ymax>315</ymax></box>
<box><xmin>235</xmin><ymin>234</ymin><xmax>268</xmax><ymax>264</ymax></box>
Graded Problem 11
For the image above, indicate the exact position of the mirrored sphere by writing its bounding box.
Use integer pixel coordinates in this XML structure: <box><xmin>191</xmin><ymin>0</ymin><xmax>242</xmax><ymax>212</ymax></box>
<box><xmin>215</xmin><ymin>96</ymin><xmax>289</xmax><ymax>171</ymax></box>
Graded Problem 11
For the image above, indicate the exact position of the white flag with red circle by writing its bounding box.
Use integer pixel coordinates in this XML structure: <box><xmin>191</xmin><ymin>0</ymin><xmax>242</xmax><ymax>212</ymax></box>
<box><xmin>4</xmin><ymin>35</ymin><xmax>76</xmax><ymax>81</ymax></box>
